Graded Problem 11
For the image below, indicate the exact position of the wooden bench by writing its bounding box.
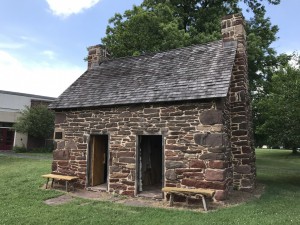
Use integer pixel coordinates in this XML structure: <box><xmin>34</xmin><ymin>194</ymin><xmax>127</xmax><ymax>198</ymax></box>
<box><xmin>42</xmin><ymin>174</ymin><xmax>78</xmax><ymax>192</ymax></box>
<box><xmin>162</xmin><ymin>187</ymin><xmax>215</xmax><ymax>211</ymax></box>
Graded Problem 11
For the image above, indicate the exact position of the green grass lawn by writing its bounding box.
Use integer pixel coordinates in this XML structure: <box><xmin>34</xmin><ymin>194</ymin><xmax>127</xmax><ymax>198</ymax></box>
<box><xmin>0</xmin><ymin>150</ymin><xmax>300</xmax><ymax>225</ymax></box>
<box><xmin>12</xmin><ymin>152</ymin><xmax>53</xmax><ymax>159</ymax></box>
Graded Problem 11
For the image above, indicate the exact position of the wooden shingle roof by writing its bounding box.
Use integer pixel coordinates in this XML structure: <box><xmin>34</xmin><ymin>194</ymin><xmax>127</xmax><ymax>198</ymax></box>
<box><xmin>49</xmin><ymin>40</ymin><xmax>236</xmax><ymax>109</ymax></box>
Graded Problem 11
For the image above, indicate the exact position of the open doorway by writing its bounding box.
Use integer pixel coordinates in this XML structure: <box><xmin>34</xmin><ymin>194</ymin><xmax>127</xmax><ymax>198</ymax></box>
<box><xmin>88</xmin><ymin>135</ymin><xmax>108</xmax><ymax>191</ymax></box>
<box><xmin>137</xmin><ymin>135</ymin><xmax>163</xmax><ymax>197</ymax></box>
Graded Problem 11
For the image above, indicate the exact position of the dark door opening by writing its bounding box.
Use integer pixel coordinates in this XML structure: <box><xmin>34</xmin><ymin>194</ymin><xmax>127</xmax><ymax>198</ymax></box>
<box><xmin>88</xmin><ymin>135</ymin><xmax>108</xmax><ymax>188</ymax></box>
<box><xmin>137</xmin><ymin>135</ymin><xmax>163</xmax><ymax>193</ymax></box>
<box><xmin>0</xmin><ymin>128</ymin><xmax>15</xmax><ymax>150</ymax></box>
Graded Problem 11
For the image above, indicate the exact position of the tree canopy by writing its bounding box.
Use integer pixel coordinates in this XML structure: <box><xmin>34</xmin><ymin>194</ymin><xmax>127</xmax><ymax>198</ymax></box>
<box><xmin>14</xmin><ymin>105</ymin><xmax>55</xmax><ymax>139</ymax></box>
<box><xmin>101</xmin><ymin>0</ymin><xmax>281</xmax><ymax>90</ymax></box>
<box><xmin>256</xmin><ymin>56</ymin><xmax>300</xmax><ymax>152</ymax></box>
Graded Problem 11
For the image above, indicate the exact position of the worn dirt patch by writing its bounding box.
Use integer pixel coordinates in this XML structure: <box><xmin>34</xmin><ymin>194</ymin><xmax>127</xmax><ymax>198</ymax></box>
<box><xmin>123</xmin><ymin>200</ymin><xmax>154</xmax><ymax>207</ymax></box>
<box><xmin>201</xmin><ymin>183</ymin><xmax>266</xmax><ymax>211</ymax></box>
<box><xmin>222</xmin><ymin>183</ymin><xmax>265</xmax><ymax>207</ymax></box>
<box><xmin>44</xmin><ymin>195</ymin><xmax>73</xmax><ymax>206</ymax></box>
<box><xmin>43</xmin><ymin>183</ymin><xmax>265</xmax><ymax>211</ymax></box>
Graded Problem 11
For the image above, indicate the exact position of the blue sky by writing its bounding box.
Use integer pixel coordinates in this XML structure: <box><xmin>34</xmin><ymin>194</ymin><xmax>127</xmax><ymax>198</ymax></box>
<box><xmin>0</xmin><ymin>0</ymin><xmax>299</xmax><ymax>97</ymax></box>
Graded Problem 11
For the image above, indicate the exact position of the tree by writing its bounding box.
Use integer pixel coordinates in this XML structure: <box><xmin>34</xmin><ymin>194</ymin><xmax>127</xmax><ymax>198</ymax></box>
<box><xmin>14</xmin><ymin>105</ymin><xmax>55</xmax><ymax>139</ymax></box>
<box><xmin>256</xmin><ymin>56</ymin><xmax>300</xmax><ymax>153</ymax></box>
<box><xmin>102</xmin><ymin>4</ymin><xmax>189</xmax><ymax>57</ymax></box>
<box><xmin>101</xmin><ymin>0</ymin><xmax>280</xmax><ymax>91</ymax></box>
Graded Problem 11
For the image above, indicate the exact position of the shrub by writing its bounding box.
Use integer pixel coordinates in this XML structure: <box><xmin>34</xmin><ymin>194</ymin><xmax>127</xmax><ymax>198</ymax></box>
<box><xmin>13</xmin><ymin>146</ymin><xmax>28</xmax><ymax>153</ymax></box>
<box><xmin>13</xmin><ymin>105</ymin><xmax>54</xmax><ymax>139</ymax></box>
<box><xmin>28</xmin><ymin>147</ymin><xmax>53</xmax><ymax>153</ymax></box>
<box><xmin>13</xmin><ymin>146</ymin><xmax>53</xmax><ymax>153</ymax></box>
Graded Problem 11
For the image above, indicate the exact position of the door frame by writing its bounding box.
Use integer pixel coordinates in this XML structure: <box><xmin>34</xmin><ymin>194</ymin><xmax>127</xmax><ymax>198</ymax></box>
<box><xmin>86</xmin><ymin>134</ymin><xmax>109</xmax><ymax>189</ymax></box>
<box><xmin>135</xmin><ymin>134</ymin><xmax>164</xmax><ymax>195</ymax></box>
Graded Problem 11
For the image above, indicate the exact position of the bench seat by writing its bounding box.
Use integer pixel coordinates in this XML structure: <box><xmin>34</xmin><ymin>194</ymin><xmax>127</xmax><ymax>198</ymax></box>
<box><xmin>162</xmin><ymin>187</ymin><xmax>215</xmax><ymax>211</ymax></box>
<box><xmin>42</xmin><ymin>174</ymin><xmax>78</xmax><ymax>192</ymax></box>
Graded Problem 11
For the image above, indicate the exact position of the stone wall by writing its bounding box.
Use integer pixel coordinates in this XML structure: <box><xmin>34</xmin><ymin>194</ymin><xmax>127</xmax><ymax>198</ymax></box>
<box><xmin>222</xmin><ymin>14</ymin><xmax>256</xmax><ymax>191</ymax></box>
<box><xmin>52</xmin><ymin>100</ymin><xmax>231</xmax><ymax>200</ymax></box>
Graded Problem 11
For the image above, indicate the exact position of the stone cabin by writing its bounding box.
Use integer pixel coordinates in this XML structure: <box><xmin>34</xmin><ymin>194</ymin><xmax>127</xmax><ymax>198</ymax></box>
<box><xmin>49</xmin><ymin>14</ymin><xmax>255</xmax><ymax>201</ymax></box>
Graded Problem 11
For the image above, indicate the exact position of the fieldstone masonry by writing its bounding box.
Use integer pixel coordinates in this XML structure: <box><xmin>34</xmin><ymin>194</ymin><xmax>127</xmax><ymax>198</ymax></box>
<box><xmin>222</xmin><ymin>14</ymin><xmax>256</xmax><ymax>191</ymax></box>
<box><xmin>53</xmin><ymin>100</ymin><xmax>232</xmax><ymax>200</ymax></box>
<box><xmin>51</xmin><ymin>13</ymin><xmax>256</xmax><ymax>202</ymax></box>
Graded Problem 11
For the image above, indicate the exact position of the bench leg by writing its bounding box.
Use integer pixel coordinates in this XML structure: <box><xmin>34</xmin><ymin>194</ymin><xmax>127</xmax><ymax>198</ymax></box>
<box><xmin>196</xmin><ymin>194</ymin><xmax>207</xmax><ymax>211</ymax></box>
<box><xmin>66</xmin><ymin>181</ymin><xmax>68</xmax><ymax>192</ymax></box>
<box><xmin>51</xmin><ymin>178</ymin><xmax>54</xmax><ymax>188</ymax></box>
<box><xmin>169</xmin><ymin>193</ymin><xmax>174</xmax><ymax>207</ymax></box>
<box><xmin>186</xmin><ymin>195</ymin><xmax>189</xmax><ymax>205</ymax></box>
<box><xmin>45</xmin><ymin>178</ymin><xmax>49</xmax><ymax>189</ymax></box>
<box><xmin>202</xmin><ymin>196</ymin><xmax>207</xmax><ymax>211</ymax></box>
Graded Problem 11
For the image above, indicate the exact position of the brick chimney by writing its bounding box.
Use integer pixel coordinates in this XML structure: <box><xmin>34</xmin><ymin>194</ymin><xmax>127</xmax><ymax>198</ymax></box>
<box><xmin>221</xmin><ymin>14</ymin><xmax>256</xmax><ymax>192</ymax></box>
<box><xmin>87</xmin><ymin>44</ymin><xmax>110</xmax><ymax>69</ymax></box>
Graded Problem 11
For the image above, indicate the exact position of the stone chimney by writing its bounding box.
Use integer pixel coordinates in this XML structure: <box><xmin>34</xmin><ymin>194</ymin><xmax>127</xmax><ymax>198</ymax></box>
<box><xmin>221</xmin><ymin>13</ymin><xmax>246</xmax><ymax>49</ymax></box>
<box><xmin>87</xmin><ymin>44</ymin><xmax>110</xmax><ymax>69</ymax></box>
<box><xmin>221</xmin><ymin>14</ymin><xmax>256</xmax><ymax>192</ymax></box>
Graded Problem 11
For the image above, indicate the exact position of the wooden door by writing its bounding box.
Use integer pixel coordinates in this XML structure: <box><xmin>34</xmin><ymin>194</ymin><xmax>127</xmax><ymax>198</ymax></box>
<box><xmin>91</xmin><ymin>136</ymin><xmax>107</xmax><ymax>186</ymax></box>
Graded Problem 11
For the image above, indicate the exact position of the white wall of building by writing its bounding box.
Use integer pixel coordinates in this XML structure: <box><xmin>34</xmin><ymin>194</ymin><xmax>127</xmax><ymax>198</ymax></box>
<box><xmin>0</xmin><ymin>90</ymin><xmax>55</xmax><ymax>150</ymax></box>
<box><xmin>0</xmin><ymin>93</ymin><xmax>31</xmax><ymax>112</ymax></box>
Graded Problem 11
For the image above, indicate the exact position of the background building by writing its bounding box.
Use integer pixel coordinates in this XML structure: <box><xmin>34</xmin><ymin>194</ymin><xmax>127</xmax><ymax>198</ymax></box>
<box><xmin>0</xmin><ymin>90</ymin><xmax>55</xmax><ymax>150</ymax></box>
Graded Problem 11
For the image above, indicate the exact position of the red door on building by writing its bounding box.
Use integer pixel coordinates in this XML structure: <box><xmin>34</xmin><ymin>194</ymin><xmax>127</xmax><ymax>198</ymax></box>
<box><xmin>0</xmin><ymin>128</ymin><xmax>15</xmax><ymax>150</ymax></box>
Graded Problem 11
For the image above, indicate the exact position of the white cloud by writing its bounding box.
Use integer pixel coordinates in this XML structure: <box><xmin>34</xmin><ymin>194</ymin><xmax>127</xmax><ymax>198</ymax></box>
<box><xmin>0</xmin><ymin>42</ymin><xmax>25</xmax><ymax>50</ymax></box>
<box><xmin>46</xmin><ymin>0</ymin><xmax>101</xmax><ymax>18</ymax></box>
<box><xmin>20</xmin><ymin>36</ymin><xmax>38</xmax><ymax>43</ymax></box>
<box><xmin>41</xmin><ymin>50</ymin><xmax>56</xmax><ymax>60</ymax></box>
<box><xmin>0</xmin><ymin>51</ymin><xmax>19</xmax><ymax>65</ymax></box>
<box><xmin>0</xmin><ymin>50</ymin><xmax>85</xmax><ymax>97</ymax></box>
<box><xmin>0</xmin><ymin>34</ymin><xmax>38</xmax><ymax>50</ymax></box>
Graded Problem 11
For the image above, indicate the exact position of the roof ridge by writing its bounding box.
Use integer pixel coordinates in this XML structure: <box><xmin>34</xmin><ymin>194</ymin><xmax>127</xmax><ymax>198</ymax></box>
<box><xmin>94</xmin><ymin>40</ymin><xmax>224</xmax><ymax>66</ymax></box>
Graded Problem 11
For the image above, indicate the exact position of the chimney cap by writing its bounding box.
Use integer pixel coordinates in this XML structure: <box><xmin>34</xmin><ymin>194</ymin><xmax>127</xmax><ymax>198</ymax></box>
<box><xmin>87</xmin><ymin>44</ymin><xmax>110</xmax><ymax>69</ymax></box>
<box><xmin>222</xmin><ymin>13</ymin><xmax>244</xmax><ymax>20</ymax></box>
<box><xmin>87</xmin><ymin>44</ymin><xmax>105</xmax><ymax>50</ymax></box>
